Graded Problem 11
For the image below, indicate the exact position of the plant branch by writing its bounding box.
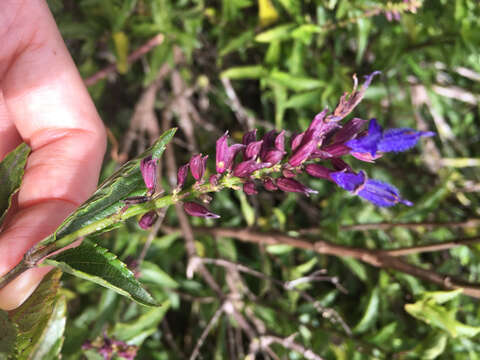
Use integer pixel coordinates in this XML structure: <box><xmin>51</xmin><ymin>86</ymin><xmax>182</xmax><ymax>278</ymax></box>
<box><xmin>84</xmin><ymin>34</ymin><xmax>165</xmax><ymax>86</ymax></box>
<box><xmin>163</xmin><ymin>226</ymin><xmax>480</xmax><ymax>299</ymax></box>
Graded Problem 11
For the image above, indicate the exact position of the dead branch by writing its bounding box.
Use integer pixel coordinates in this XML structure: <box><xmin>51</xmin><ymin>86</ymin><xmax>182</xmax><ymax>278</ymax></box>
<box><xmin>84</xmin><ymin>34</ymin><xmax>165</xmax><ymax>86</ymax></box>
<box><xmin>163</xmin><ymin>226</ymin><xmax>480</xmax><ymax>299</ymax></box>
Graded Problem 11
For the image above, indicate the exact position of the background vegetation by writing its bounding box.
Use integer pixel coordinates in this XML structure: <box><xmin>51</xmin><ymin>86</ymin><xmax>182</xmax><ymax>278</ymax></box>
<box><xmin>6</xmin><ymin>0</ymin><xmax>480</xmax><ymax>359</ymax></box>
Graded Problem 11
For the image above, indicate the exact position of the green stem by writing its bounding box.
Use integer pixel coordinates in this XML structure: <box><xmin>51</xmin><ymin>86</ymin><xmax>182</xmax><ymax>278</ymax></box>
<box><xmin>0</xmin><ymin>174</ymin><xmax>245</xmax><ymax>290</ymax></box>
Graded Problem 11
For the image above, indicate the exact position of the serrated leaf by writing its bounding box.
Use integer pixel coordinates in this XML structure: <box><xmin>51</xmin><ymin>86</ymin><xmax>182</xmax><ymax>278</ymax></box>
<box><xmin>9</xmin><ymin>270</ymin><xmax>65</xmax><ymax>360</ymax></box>
<box><xmin>44</xmin><ymin>240</ymin><xmax>157</xmax><ymax>306</ymax></box>
<box><xmin>39</xmin><ymin>128</ymin><xmax>176</xmax><ymax>248</ymax></box>
<box><xmin>353</xmin><ymin>287</ymin><xmax>380</xmax><ymax>334</ymax></box>
<box><xmin>0</xmin><ymin>143</ymin><xmax>30</xmax><ymax>227</ymax></box>
<box><xmin>0</xmin><ymin>310</ymin><xmax>17</xmax><ymax>359</ymax></box>
<box><xmin>112</xmin><ymin>301</ymin><xmax>170</xmax><ymax>342</ymax></box>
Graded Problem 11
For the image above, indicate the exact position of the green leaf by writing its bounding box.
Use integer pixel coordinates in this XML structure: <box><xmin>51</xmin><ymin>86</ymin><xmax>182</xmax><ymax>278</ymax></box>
<box><xmin>9</xmin><ymin>270</ymin><xmax>66</xmax><ymax>360</ymax></box>
<box><xmin>255</xmin><ymin>23</ymin><xmax>296</xmax><ymax>43</ymax></box>
<box><xmin>39</xmin><ymin>128</ymin><xmax>176</xmax><ymax>248</ymax></box>
<box><xmin>0</xmin><ymin>143</ymin><xmax>30</xmax><ymax>227</ymax></box>
<box><xmin>221</xmin><ymin>65</ymin><xmax>267</xmax><ymax>79</ymax></box>
<box><xmin>0</xmin><ymin>310</ymin><xmax>17</xmax><ymax>359</ymax></box>
<box><xmin>353</xmin><ymin>287</ymin><xmax>380</xmax><ymax>334</ymax></box>
<box><xmin>405</xmin><ymin>290</ymin><xmax>480</xmax><ymax>338</ymax></box>
<box><xmin>44</xmin><ymin>240</ymin><xmax>158</xmax><ymax>306</ymax></box>
<box><xmin>236</xmin><ymin>191</ymin><xmax>255</xmax><ymax>226</ymax></box>
<box><xmin>112</xmin><ymin>301</ymin><xmax>170</xmax><ymax>342</ymax></box>
<box><xmin>268</xmin><ymin>70</ymin><xmax>324</xmax><ymax>92</ymax></box>
<box><xmin>410</xmin><ymin>331</ymin><xmax>448</xmax><ymax>360</ymax></box>
<box><xmin>139</xmin><ymin>261</ymin><xmax>179</xmax><ymax>289</ymax></box>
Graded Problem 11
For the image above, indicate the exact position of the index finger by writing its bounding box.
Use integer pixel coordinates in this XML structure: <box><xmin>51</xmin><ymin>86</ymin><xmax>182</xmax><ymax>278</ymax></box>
<box><xmin>0</xmin><ymin>0</ymin><xmax>106</xmax><ymax>309</ymax></box>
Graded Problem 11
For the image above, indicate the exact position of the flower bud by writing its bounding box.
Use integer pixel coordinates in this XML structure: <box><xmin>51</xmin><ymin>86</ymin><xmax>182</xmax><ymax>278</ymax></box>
<box><xmin>282</xmin><ymin>169</ymin><xmax>296</xmax><ymax>178</ymax></box>
<box><xmin>140</xmin><ymin>156</ymin><xmax>157</xmax><ymax>195</ymax></box>
<box><xmin>264</xmin><ymin>149</ymin><xmax>284</xmax><ymax>165</ymax></box>
<box><xmin>276</xmin><ymin>177</ymin><xmax>318</xmax><ymax>197</ymax></box>
<box><xmin>190</xmin><ymin>154</ymin><xmax>208</xmax><ymax>181</ymax></box>
<box><xmin>184</xmin><ymin>201</ymin><xmax>220</xmax><ymax>218</ymax></box>
<box><xmin>243</xmin><ymin>181</ymin><xmax>257</xmax><ymax>195</ymax></box>
<box><xmin>176</xmin><ymin>163</ymin><xmax>189</xmax><ymax>190</ymax></box>
<box><xmin>332</xmin><ymin>117</ymin><xmax>368</xmax><ymax>144</ymax></box>
<box><xmin>242</xmin><ymin>129</ymin><xmax>257</xmax><ymax>145</ymax></box>
<box><xmin>259</xmin><ymin>130</ymin><xmax>277</xmax><ymax>161</ymax></box>
<box><xmin>209</xmin><ymin>174</ymin><xmax>220</xmax><ymax>186</ymax></box>
<box><xmin>216</xmin><ymin>132</ymin><xmax>229</xmax><ymax>173</ymax></box>
<box><xmin>320</xmin><ymin>144</ymin><xmax>351</xmax><ymax>158</ymax></box>
<box><xmin>233</xmin><ymin>159</ymin><xmax>271</xmax><ymax>178</ymax></box>
<box><xmin>289</xmin><ymin>139</ymin><xmax>316</xmax><ymax>167</ymax></box>
<box><xmin>305</xmin><ymin>164</ymin><xmax>332</xmax><ymax>180</ymax></box>
<box><xmin>274</xmin><ymin>130</ymin><xmax>285</xmax><ymax>152</ymax></box>
<box><xmin>244</xmin><ymin>140</ymin><xmax>263</xmax><ymax>160</ymax></box>
<box><xmin>139</xmin><ymin>211</ymin><xmax>158</xmax><ymax>229</ymax></box>
<box><xmin>291</xmin><ymin>132</ymin><xmax>304</xmax><ymax>152</ymax></box>
<box><xmin>263</xmin><ymin>178</ymin><xmax>277</xmax><ymax>191</ymax></box>
<box><xmin>331</xmin><ymin>158</ymin><xmax>353</xmax><ymax>172</ymax></box>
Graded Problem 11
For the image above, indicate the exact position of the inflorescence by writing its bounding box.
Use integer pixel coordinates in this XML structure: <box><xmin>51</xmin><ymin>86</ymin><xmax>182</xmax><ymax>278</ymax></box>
<box><xmin>137</xmin><ymin>71</ymin><xmax>434</xmax><ymax>225</ymax></box>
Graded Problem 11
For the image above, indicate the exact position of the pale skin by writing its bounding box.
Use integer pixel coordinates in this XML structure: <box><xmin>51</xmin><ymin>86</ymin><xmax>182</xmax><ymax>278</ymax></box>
<box><xmin>0</xmin><ymin>0</ymin><xmax>106</xmax><ymax>310</ymax></box>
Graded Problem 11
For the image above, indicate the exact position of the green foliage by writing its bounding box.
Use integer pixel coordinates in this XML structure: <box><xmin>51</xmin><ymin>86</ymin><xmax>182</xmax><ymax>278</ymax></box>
<box><xmin>0</xmin><ymin>143</ymin><xmax>30</xmax><ymax>227</ymax></box>
<box><xmin>38</xmin><ymin>128</ymin><xmax>176</xmax><ymax>249</ymax></box>
<box><xmin>9</xmin><ymin>270</ymin><xmax>66</xmax><ymax>360</ymax></box>
<box><xmin>4</xmin><ymin>0</ymin><xmax>480</xmax><ymax>358</ymax></box>
<box><xmin>44</xmin><ymin>240</ymin><xmax>157</xmax><ymax>306</ymax></box>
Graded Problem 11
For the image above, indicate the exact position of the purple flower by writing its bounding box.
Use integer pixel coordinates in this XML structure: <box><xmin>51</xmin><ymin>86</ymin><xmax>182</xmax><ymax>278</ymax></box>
<box><xmin>140</xmin><ymin>156</ymin><xmax>157</xmax><ymax>195</ymax></box>
<box><xmin>139</xmin><ymin>211</ymin><xmax>158</xmax><ymax>229</ymax></box>
<box><xmin>330</xmin><ymin>170</ymin><xmax>412</xmax><ymax>207</ymax></box>
<box><xmin>276</xmin><ymin>177</ymin><xmax>318</xmax><ymax>197</ymax></box>
<box><xmin>346</xmin><ymin>118</ymin><xmax>435</xmax><ymax>157</ymax></box>
<box><xmin>282</xmin><ymin>168</ymin><xmax>296</xmax><ymax>178</ymax></box>
<box><xmin>378</xmin><ymin>128</ymin><xmax>435</xmax><ymax>153</ymax></box>
<box><xmin>345</xmin><ymin>118</ymin><xmax>383</xmax><ymax>156</ymax></box>
<box><xmin>190</xmin><ymin>154</ymin><xmax>208</xmax><ymax>181</ymax></box>
<box><xmin>233</xmin><ymin>160</ymin><xmax>271</xmax><ymax>178</ymax></box>
<box><xmin>330</xmin><ymin>171</ymin><xmax>366</xmax><ymax>192</ymax></box>
<box><xmin>331</xmin><ymin>117</ymin><xmax>368</xmax><ymax>145</ymax></box>
<box><xmin>357</xmin><ymin>179</ymin><xmax>413</xmax><ymax>207</ymax></box>
<box><xmin>305</xmin><ymin>164</ymin><xmax>332</xmax><ymax>180</ymax></box>
<box><xmin>263</xmin><ymin>178</ymin><xmax>278</xmax><ymax>191</ymax></box>
<box><xmin>244</xmin><ymin>181</ymin><xmax>257</xmax><ymax>195</ymax></box>
<box><xmin>176</xmin><ymin>163</ymin><xmax>189</xmax><ymax>190</ymax></box>
<box><xmin>216</xmin><ymin>132</ymin><xmax>245</xmax><ymax>173</ymax></box>
<box><xmin>184</xmin><ymin>202</ymin><xmax>220</xmax><ymax>218</ymax></box>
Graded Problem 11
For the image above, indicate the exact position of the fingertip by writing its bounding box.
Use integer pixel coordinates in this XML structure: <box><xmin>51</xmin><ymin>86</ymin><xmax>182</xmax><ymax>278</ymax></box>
<box><xmin>0</xmin><ymin>266</ymin><xmax>52</xmax><ymax>311</ymax></box>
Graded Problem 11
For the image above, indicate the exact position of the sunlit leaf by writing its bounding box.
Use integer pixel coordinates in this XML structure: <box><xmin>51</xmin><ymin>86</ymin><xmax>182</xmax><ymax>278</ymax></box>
<box><xmin>9</xmin><ymin>270</ymin><xmax>66</xmax><ymax>360</ymax></box>
<box><xmin>44</xmin><ymin>240</ymin><xmax>158</xmax><ymax>306</ymax></box>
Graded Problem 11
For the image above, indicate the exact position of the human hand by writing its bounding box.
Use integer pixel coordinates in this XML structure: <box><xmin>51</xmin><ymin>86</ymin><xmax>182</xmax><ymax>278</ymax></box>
<box><xmin>0</xmin><ymin>0</ymin><xmax>106</xmax><ymax>310</ymax></box>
